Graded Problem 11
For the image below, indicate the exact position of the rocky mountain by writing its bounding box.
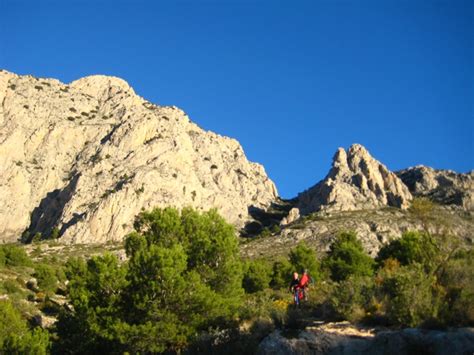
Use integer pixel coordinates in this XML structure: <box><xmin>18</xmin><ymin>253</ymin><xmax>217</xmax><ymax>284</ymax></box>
<box><xmin>397</xmin><ymin>166</ymin><xmax>474</xmax><ymax>211</ymax></box>
<box><xmin>242</xmin><ymin>145</ymin><xmax>473</xmax><ymax>258</ymax></box>
<box><xmin>1</xmin><ymin>70</ymin><xmax>472</xmax><ymax>250</ymax></box>
<box><xmin>297</xmin><ymin>144</ymin><xmax>412</xmax><ymax>215</ymax></box>
<box><xmin>0</xmin><ymin>70</ymin><xmax>277</xmax><ymax>244</ymax></box>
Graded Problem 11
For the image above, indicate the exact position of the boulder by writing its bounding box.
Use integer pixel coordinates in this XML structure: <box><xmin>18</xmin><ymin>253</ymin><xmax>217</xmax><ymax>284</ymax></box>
<box><xmin>258</xmin><ymin>323</ymin><xmax>474</xmax><ymax>355</ymax></box>
<box><xmin>281</xmin><ymin>207</ymin><xmax>301</xmax><ymax>226</ymax></box>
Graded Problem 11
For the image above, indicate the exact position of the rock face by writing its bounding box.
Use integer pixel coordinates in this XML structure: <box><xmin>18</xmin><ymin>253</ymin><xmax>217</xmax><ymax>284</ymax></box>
<box><xmin>258</xmin><ymin>323</ymin><xmax>474</xmax><ymax>355</ymax></box>
<box><xmin>397</xmin><ymin>166</ymin><xmax>474</xmax><ymax>211</ymax></box>
<box><xmin>298</xmin><ymin>144</ymin><xmax>412</xmax><ymax>215</ymax></box>
<box><xmin>280</xmin><ymin>207</ymin><xmax>300</xmax><ymax>226</ymax></box>
<box><xmin>0</xmin><ymin>70</ymin><xmax>277</xmax><ymax>243</ymax></box>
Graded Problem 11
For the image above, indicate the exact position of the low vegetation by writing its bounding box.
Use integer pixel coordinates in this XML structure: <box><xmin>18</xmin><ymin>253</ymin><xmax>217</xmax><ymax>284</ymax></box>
<box><xmin>0</xmin><ymin>207</ymin><xmax>472</xmax><ymax>353</ymax></box>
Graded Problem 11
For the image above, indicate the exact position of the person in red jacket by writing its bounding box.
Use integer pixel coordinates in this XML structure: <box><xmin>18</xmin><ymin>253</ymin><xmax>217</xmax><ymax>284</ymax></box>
<box><xmin>298</xmin><ymin>269</ymin><xmax>311</xmax><ymax>301</ymax></box>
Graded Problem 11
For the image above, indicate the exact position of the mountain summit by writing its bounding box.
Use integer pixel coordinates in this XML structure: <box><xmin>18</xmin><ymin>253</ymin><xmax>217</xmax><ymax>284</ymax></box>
<box><xmin>0</xmin><ymin>70</ymin><xmax>277</xmax><ymax>243</ymax></box>
<box><xmin>297</xmin><ymin>144</ymin><xmax>413</xmax><ymax>214</ymax></box>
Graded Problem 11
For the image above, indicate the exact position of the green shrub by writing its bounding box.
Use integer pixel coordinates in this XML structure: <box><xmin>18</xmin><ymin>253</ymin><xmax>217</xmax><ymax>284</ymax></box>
<box><xmin>50</xmin><ymin>227</ymin><xmax>60</xmax><ymax>240</ymax></box>
<box><xmin>0</xmin><ymin>299</ymin><xmax>50</xmax><ymax>353</ymax></box>
<box><xmin>270</xmin><ymin>258</ymin><xmax>292</xmax><ymax>289</ymax></box>
<box><xmin>243</xmin><ymin>259</ymin><xmax>272</xmax><ymax>293</ymax></box>
<box><xmin>32</xmin><ymin>232</ymin><xmax>42</xmax><ymax>243</ymax></box>
<box><xmin>33</xmin><ymin>264</ymin><xmax>58</xmax><ymax>294</ymax></box>
<box><xmin>64</xmin><ymin>257</ymin><xmax>87</xmax><ymax>281</ymax></box>
<box><xmin>0</xmin><ymin>245</ymin><xmax>32</xmax><ymax>267</ymax></box>
<box><xmin>379</xmin><ymin>263</ymin><xmax>439</xmax><ymax>327</ymax></box>
<box><xmin>329</xmin><ymin>276</ymin><xmax>374</xmax><ymax>322</ymax></box>
<box><xmin>0</xmin><ymin>300</ymin><xmax>27</xmax><ymax>348</ymax></box>
<box><xmin>376</xmin><ymin>231</ymin><xmax>438</xmax><ymax>271</ymax></box>
<box><xmin>437</xmin><ymin>249</ymin><xmax>474</xmax><ymax>325</ymax></box>
<box><xmin>1</xmin><ymin>279</ymin><xmax>22</xmax><ymax>295</ymax></box>
<box><xmin>56</xmin><ymin>266</ymin><xmax>67</xmax><ymax>283</ymax></box>
<box><xmin>322</xmin><ymin>231</ymin><xmax>374</xmax><ymax>282</ymax></box>
<box><xmin>258</xmin><ymin>227</ymin><xmax>272</xmax><ymax>238</ymax></box>
<box><xmin>3</xmin><ymin>327</ymin><xmax>51</xmax><ymax>355</ymax></box>
<box><xmin>289</xmin><ymin>242</ymin><xmax>320</xmax><ymax>279</ymax></box>
<box><xmin>270</xmin><ymin>224</ymin><xmax>281</xmax><ymax>234</ymax></box>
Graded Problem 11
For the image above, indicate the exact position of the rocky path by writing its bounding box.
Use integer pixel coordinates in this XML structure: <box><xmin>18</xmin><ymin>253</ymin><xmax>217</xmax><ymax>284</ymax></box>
<box><xmin>258</xmin><ymin>320</ymin><xmax>474</xmax><ymax>355</ymax></box>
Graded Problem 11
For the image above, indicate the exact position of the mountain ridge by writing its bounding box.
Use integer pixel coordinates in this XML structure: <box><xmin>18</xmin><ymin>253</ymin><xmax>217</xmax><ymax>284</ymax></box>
<box><xmin>0</xmin><ymin>70</ymin><xmax>472</xmax><ymax>247</ymax></box>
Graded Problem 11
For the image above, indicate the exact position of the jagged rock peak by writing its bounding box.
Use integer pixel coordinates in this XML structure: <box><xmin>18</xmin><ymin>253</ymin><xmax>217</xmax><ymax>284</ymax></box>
<box><xmin>298</xmin><ymin>144</ymin><xmax>412</xmax><ymax>214</ymax></box>
<box><xmin>0</xmin><ymin>70</ymin><xmax>278</xmax><ymax>244</ymax></box>
<box><xmin>397</xmin><ymin>165</ymin><xmax>474</xmax><ymax>210</ymax></box>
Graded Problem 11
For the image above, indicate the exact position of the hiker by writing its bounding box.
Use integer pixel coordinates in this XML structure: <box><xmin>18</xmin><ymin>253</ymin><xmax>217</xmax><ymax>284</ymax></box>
<box><xmin>298</xmin><ymin>269</ymin><xmax>311</xmax><ymax>301</ymax></box>
<box><xmin>289</xmin><ymin>272</ymin><xmax>302</xmax><ymax>305</ymax></box>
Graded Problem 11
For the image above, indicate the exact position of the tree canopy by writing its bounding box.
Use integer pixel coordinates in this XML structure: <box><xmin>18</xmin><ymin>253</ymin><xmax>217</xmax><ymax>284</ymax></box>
<box><xmin>57</xmin><ymin>207</ymin><xmax>244</xmax><ymax>353</ymax></box>
<box><xmin>322</xmin><ymin>231</ymin><xmax>374</xmax><ymax>282</ymax></box>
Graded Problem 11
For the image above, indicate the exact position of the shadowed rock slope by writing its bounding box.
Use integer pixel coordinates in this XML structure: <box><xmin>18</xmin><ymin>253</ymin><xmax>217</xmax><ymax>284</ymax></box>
<box><xmin>0</xmin><ymin>70</ymin><xmax>277</xmax><ymax>243</ymax></box>
<box><xmin>397</xmin><ymin>166</ymin><xmax>474</xmax><ymax>211</ymax></box>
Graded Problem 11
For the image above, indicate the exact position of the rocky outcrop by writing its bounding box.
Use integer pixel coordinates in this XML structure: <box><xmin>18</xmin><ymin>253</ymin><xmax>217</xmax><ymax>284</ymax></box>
<box><xmin>240</xmin><ymin>206</ymin><xmax>474</xmax><ymax>258</ymax></box>
<box><xmin>397</xmin><ymin>166</ymin><xmax>474</xmax><ymax>210</ymax></box>
<box><xmin>280</xmin><ymin>207</ymin><xmax>300</xmax><ymax>226</ymax></box>
<box><xmin>297</xmin><ymin>144</ymin><xmax>412</xmax><ymax>215</ymax></box>
<box><xmin>258</xmin><ymin>322</ymin><xmax>474</xmax><ymax>355</ymax></box>
<box><xmin>0</xmin><ymin>70</ymin><xmax>277</xmax><ymax>243</ymax></box>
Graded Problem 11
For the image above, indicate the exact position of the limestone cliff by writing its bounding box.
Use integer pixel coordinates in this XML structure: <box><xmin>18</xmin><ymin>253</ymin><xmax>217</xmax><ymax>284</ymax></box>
<box><xmin>297</xmin><ymin>144</ymin><xmax>413</xmax><ymax>215</ymax></box>
<box><xmin>397</xmin><ymin>166</ymin><xmax>474</xmax><ymax>210</ymax></box>
<box><xmin>0</xmin><ymin>70</ymin><xmax>277</xmax><ymax>243</ymax></box>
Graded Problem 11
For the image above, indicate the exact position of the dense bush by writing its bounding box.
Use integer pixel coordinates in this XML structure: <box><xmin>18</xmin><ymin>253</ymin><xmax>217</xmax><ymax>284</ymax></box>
<box><xmin>3</xmin><ymin>328</ymin><xmax>51</xmax><ymax>355</ymax></box>
<box><xmin>243</xmin><ymin>259</ymin><xmax>272</xmax><ymax>293</ymax></box>
<box><xmin>378</xmin><ymin>263</ymin><xmax>440</xmax><ymax>327</ymax></box>
<box><xmin>33</xmin><ymin>264</ymin><xmax>58</xmax><ymax>294</ymax></box>
<box><xmin>0</xmin><ymin>300</ymin><xmax>28</xmax><ymax>348</ymax></box>
<box><xmin>0</xmin><ymin>244</ymin><xmax>32</xmax><ymax>267</ymax></box>
<box><xmin>322</xmin><ymin>231</ymin><xmax>374</xmax><ymax>281</ymax></box>
<box><xmin>1</xmin><ymin>279</ymin><xmax>23</xmax><ymax>295</ymax></box>
<box><xmin>437</xmin><ymin>249</ymin><xmax>474</xmax><ymax>325</ymax></box>
<box><xmin>56</xmin><ymin>207</ymin><xmax>244</xmax><ymax>354</ymax></box>
<box><xmin>329</xmin><ymin>276</ymin><xmax>374</xmax><ymax>322</ymax></box>
<box><xmin>0</xmin><ymin>300</ymin><xmax>50</xmax><ymax>353</ymax></box>
<box><xmin>270</xmin><ymin>257</ymin><xmax>293</xmax><ymax>289</ymax></box>
<box><xmin>376</xmin><ymin>231</ymin><xmax>438</xmax><ymax>271</ymax></box>
<box><xmin>289</xmin><ymin>242</ymin><xmax>320</xmax><ymax>279</ymax></box>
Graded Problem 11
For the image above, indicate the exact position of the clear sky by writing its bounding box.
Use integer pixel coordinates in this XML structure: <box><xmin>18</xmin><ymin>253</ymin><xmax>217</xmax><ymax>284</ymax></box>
<box><xmin>1</xmin><ymin>0</ymin><xmax>472</xmax><ymax>198</ymax></box>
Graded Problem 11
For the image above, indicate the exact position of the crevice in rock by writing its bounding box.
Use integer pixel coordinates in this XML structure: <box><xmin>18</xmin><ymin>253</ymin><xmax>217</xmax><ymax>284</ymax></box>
<box><xmin>242</xmin><ymin>199</ymin><xmax>296</xmax><ymax>237</ymax></box>
<box><xmin>24</xmin><ymin>173</ymin><xmax>80</xmax><ymax>242</ymax></box>
<box><xmin>100</xmin><ymin>123</ymin><xmax>121</xmax><ymax>145</ymax></box>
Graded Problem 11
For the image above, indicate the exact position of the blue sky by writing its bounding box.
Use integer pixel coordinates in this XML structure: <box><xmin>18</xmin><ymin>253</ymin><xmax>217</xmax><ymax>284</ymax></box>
<box><xmin>1</xmin><ymin>0</ymin><xmax>472</xmax><ymax>198</ymax></box>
